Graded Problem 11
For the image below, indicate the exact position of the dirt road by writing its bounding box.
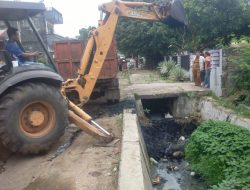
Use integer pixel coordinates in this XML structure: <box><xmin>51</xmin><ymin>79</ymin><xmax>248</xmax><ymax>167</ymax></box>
<box><xmin>0</xmin><ymin>102</ymin><xmax>123</xmax><ymax>190</ymax></box>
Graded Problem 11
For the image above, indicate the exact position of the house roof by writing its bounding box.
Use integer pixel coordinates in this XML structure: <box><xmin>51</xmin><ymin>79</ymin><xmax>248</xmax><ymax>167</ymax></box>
<box><xmin>0</xmin><ymin>1</ymin><xmax>45</xmax><ymax>21</ymax></box>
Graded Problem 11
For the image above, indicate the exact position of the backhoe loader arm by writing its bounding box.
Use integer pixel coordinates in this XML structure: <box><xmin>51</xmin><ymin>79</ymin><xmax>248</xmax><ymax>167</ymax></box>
<box><xmin>62</xmin><ymin>0</ymin><xmax>186</xmax><ymax>106</ymax></box>
<box><xmin>63</xmin><ymin>0</ymin><xmax>186</xmax><ymax>143</ymax></box>
<box><xmin>100</xmin><ymin>1</ymin><xmax>163</xmax><ymax>21</ymax></box>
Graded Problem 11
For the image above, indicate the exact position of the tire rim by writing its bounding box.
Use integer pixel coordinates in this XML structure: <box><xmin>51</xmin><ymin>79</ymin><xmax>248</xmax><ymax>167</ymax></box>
<box><xmin>19</xmin><ymin>101</ymin><xmax>56</xmax><ymax>138</ymax></box>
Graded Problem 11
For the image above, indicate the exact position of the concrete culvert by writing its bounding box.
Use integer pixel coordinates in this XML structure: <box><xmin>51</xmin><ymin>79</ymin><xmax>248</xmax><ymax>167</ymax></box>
<box><xmin>141</xmin><ymin>97</ymin><xmax>177</xmax><ymax>119</ymax></box>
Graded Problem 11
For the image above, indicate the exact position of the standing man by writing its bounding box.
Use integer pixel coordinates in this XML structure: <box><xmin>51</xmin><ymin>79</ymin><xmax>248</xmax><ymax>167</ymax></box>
<box><xmin>204</xmin><ymin>52</ymin><xmax>211</xmax><ymax>88</ymax></box>
<box><xmin>6</xmin><ymin>27</ymin><xmax>40</xmax><ymax>65</ymax></box>
<box><xmin>199</xmin><ymin>53</ymin><xmax>205</xmax><ymax>86</ymax></box>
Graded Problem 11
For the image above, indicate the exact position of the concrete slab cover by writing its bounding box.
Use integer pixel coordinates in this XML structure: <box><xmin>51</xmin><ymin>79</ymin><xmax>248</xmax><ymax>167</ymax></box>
<box><xmin>128</xmin><ymin>82</ymin><xmax>208</xmax><ymax>99</ymax></box>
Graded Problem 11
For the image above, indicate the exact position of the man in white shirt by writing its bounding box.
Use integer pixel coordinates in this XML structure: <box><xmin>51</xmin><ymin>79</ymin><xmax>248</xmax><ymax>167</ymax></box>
<box><xmin>199</xmin><ymin>53</ymin><xmax>205</xmax><ymax>86</ymax></box>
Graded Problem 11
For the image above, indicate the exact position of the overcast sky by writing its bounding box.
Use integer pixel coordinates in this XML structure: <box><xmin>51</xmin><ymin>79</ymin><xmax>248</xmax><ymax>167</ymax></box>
<box><xmin>44</xmin><ymin>0</ymin><xmax>110</xmax><ymax>38</ymax></box>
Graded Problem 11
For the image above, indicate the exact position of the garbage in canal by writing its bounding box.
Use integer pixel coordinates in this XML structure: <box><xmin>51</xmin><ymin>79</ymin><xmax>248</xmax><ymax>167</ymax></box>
<box><xmin>141</xmin><ymin>118</ymin><xmax>208</xmax><ymax>190</ymax></box>
<box><xmin>150</xmin><ymin>157</ymin><xmax>159</xmax><ymax>165</ymax></box>
<box><xmin>190</xmin><ymin>172</ymin><xmax>196</xmax><ymax>177</ymax></box>
<box><xmin>172</xmin><ymin>151</ymin><xmax>184</xmax><ymax>159</ymax></box>
<box><xmin>179</xmin><ymin>136</ymin><xmax>185</xmax><ymax>141</ymax></box>
<box><xmin>167</xmin><ymin>165</ymin><xmax>179</xmax><ymax>172</ymax></box>
<box><xmin>152</xmin><ymin>176</ymin><xmax>162</xmax><ymax>185</ymax></box>
<box><xmin>165</xmin><ymin>113</ymin><xmax>173</xmax><ymax>119</ymax></box>
<box><xmin>153</xmin><ymin>159</ymin><xmax>207</xmax><ymax>190</ymax></box>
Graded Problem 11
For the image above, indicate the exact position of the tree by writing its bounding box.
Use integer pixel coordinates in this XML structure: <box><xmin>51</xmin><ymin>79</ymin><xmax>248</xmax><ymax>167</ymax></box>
<box><xmin>184</xmin><ymin>0</ymin><xmax>250</xmax><ymax>50</ymax></box>
<box><xmin>78</xmin><ymin>26</ymin><xmax>94</xmax><ymax>41</ymax></box>
<box><xmin>115</xmin><ymin>0</ymin><xmax>250</xmax><ymax>67</ymax></box>
<box><xmin>115</xmin><ymin>0</ymin><xmax>189</xmax><ymax>66</ymax></box>
<box><xmin>116</xmin><ymin>19</ymin><xmax>184</xmax><ymax>67</ymax></box>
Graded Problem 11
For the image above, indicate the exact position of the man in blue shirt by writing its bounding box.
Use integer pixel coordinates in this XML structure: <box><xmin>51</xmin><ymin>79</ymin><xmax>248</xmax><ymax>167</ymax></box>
<box><xmin>6</xmin><ymin>27</ymin><xmax>40</xmax><ymax>65</ymax></box>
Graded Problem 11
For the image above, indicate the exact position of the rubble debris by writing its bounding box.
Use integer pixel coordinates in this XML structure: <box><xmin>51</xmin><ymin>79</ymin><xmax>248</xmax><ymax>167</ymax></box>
<box><xmin>167</xmin><ymin>165</ymin><xmax>179</xmax><ymax>171</ymax></box>
<box><xmin>152</xmin><ymin>176</ymin><xmax>161</xmax><ymax>185</ymax></box>
<box><xmin>179</xmin><ymin>136</ymin><xmax>185</xmax><ymax>141</ymax></box>
<box><xmin>113</xmin><ymin>166</ymin><xmax>118</xmax><ymax>173</ymax></box>
<box><xmin>190</xmin><ymin>172</ymin><xmax>196</xmax><ymax>176</ymax></box>
<box><xmin>165</xmin><ymin>113</ymin><xmax>173</xmax><ymax>119</ymax></box>
<box><xmin>105</xmin><ymin>172</ymin><xmax>112</xmax><ymax>176</ymax></box>
<box><xmin>173</xmin><ymin>151</ymin><xmax>184</xmax><ymax>158</ymax></box>
<box><xmin>165</xmin><ymin>142</ymin><xmax>185</xmax><ymax>156</ymax></box>
<box><xmin>150</xmin><ymin>157</ymin><xmax>158</xmax><ymax>165</ymax></box>
<box><xmin>173</xmin><ymin>166</ymin><xmax>179</xmax><ymax>171</ymax></box>
<box><xmin>161</xmin><ymin>158</ymin><xmax>168</xmax><ymax>162</ymax></box>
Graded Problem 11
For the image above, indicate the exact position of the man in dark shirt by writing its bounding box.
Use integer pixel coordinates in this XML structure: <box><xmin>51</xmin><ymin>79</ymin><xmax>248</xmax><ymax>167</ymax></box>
<box><xmin>6</xmin><ymin>27</ymin><xmax>40</xmax><ymax>65</ymax></box>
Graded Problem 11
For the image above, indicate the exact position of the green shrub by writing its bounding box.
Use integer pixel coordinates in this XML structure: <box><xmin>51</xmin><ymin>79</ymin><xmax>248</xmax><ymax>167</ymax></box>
<box><xmin>185</xmin><ymin>120</ymin><xmax>250</xmax><ymax>189</ymax></box>
<box><xmin>210</xmin><ymin>178</ymin><xmax>250</xmax><ymax>190</ymax></box>
<box><xmin>157</xmin><ymin>60</ymin><xmax>176</xmax><ymax>78</ymax></box>
<box><xmin>170</xmin><ymin>66</ymin><xmax>187</xmax><ymax>81</ymax></box>
<box><xmin>158</xmin><ymin>61</ymin><xmax>188</xmax><ymax>81</ymax></box>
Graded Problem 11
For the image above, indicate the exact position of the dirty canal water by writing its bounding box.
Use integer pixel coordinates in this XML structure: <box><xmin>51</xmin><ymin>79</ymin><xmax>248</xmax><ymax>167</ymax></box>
<box><xmin>141</xmin><ymin>118</ymin><xmax>208</xmax><ymax>190</ymax></box>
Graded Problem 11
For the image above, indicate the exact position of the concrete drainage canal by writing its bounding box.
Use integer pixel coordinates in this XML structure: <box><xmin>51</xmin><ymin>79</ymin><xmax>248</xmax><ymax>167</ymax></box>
<box><xmin>139</xmin><ymin>97</ymin><xmax>207</xmax><ymax>190</ymax></box>
<box><xmin>119</xmin><ymin>93</ymin><xmax>250</xmax><ymax>190</ymax></box>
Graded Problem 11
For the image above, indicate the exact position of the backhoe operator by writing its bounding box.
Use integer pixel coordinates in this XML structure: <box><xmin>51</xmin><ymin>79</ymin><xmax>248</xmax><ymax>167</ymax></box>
<box><xmin>6</xmin><ymin>27</ymin><xmax>40</xmax><ymax>65</ymax></box>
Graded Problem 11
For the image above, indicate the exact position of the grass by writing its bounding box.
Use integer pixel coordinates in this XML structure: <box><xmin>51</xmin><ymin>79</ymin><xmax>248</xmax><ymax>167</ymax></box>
<box><xmin>123</xmin><ymin>70</ymin><xmax>131</xmax><ymax>84</ymax></box>
<box><xmin>143</xmin><ymin>108</ymin><xmax>151</xmax><ymax>114</ymax></box>
<box><xmin>143</xmin><ymin>73</ymin><xmax>162</xmax><ymax>83</ymax></box>
<box><xmin>123</xmin><ymin>69</ymin><xmax>182</xmax><ymax>85</ymax></box>
<box><xmin>134</xmin><ymin>93</ymin><xmax>140</xmax><ymax>100</ymax></box>
<box><xmin>143</xmin><ymin>72</ymin><xmax>174</xmax><ymax>83</ymax></box>
<box><xmin>206</xmin><ymin>91</ymin><xmax>250</xmax><ymax>119</ymax></box>
<box><xmin>116</xmin><ymin>113</ymin><xmax>123</xmax><ymax>128</ymax></box>
<box><xmin>217</xmin><ymin>99</ymin><xmax>250</xmax><ymax>118</ymax></box>
<box><xmin>186</xmin><ymin>91</ymin><xmax>197</xmax><ymax>98</ymax></box>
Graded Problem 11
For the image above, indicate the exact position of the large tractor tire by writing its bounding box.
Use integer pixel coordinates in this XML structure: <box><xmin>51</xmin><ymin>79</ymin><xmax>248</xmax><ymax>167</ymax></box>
<box><xmin>0</xmin><ymin>82</ymin><xmax>68</xmax><ymax>154</ymax></box>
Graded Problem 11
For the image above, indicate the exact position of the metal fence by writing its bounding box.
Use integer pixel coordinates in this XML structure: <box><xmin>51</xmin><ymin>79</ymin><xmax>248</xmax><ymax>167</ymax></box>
<box><xmin>167</xmin><ymin>55</ymin><xmax>190</xmax><ymax>71</ymax></box>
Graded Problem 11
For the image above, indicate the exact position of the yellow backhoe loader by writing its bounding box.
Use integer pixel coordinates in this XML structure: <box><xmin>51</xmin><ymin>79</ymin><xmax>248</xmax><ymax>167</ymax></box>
<box><xmin>0</xmin><ymin>0</ymin><xmax>187</xmax><ymax>154</ymax></box>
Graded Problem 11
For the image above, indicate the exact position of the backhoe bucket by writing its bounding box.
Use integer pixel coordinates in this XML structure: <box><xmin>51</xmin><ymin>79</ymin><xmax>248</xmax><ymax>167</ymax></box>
<box><xmin>68</xmin><ymin>100</ymin><xmax>114</xmax><ymax>143</ymax></box>
<box><xmin>161</xmin><ymin>0</ymin><xmax>188</xmax><ymax>27</ymax></box>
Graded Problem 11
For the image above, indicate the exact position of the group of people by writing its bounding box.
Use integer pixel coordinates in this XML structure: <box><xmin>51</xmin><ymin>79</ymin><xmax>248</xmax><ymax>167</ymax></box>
<box><xmin>191</xmin><ymin>51</ymin><xmax>211</xmax><ymax>88</ymax></box>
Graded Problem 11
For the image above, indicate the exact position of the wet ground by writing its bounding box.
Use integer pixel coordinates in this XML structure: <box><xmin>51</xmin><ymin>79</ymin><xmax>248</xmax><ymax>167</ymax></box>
<box><xmin>0</xmin><ymin>103</ymin><xmax>124</xmax><ymax>190</ymax></box>
<box><xmin>141</xmin><ymin>118</ymin><xmax>208</xmax><ymax>190</ymax></box>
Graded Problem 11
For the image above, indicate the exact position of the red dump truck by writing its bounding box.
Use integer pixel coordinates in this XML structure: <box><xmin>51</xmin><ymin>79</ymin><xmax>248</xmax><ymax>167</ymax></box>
<box><xmin>54</xmin><ymin>39</ymin><xmax>120</xmax><ymax>103</ymax></box>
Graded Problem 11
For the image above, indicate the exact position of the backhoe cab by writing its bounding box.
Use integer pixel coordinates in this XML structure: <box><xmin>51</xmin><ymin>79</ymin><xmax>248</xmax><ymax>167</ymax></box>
<box><xmin>0</xmin><ymin>1</ymin><xmax>70</xmax><ymax>154</ymax></box>
<box><xmin>0</xmin><ymin>0</ymin><xmax>186</xmax><ymax>154</ymax></box>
